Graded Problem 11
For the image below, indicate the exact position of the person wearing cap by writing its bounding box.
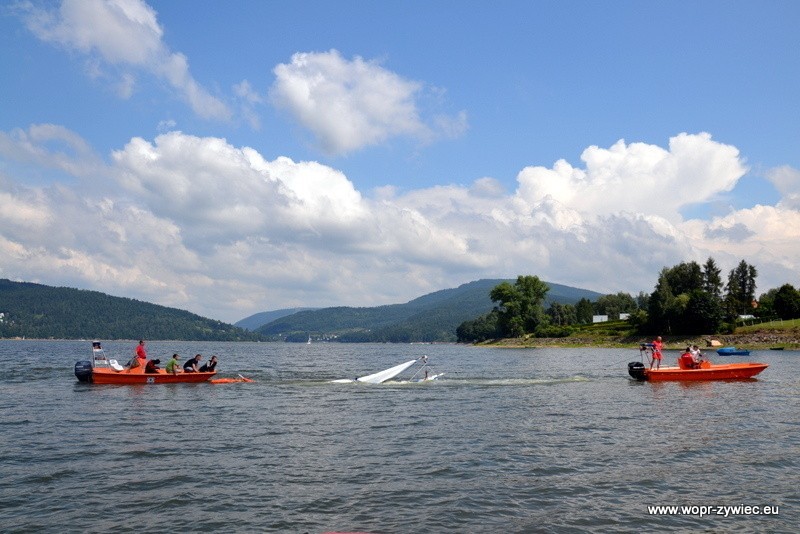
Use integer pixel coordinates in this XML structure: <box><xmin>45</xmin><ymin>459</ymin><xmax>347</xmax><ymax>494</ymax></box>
<box><xmin>165</xmin><ymin>354</ymin><xmax>181</xmax><ymax>375</ymax></box>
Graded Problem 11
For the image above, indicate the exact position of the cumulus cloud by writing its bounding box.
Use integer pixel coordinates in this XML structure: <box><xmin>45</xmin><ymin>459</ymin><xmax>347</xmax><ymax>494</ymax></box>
<box><xmin>19</xmin><ymin>0</ymin><xmax>230</xmax><ymax>120</ymax></box>
<box><xmin>515</xmin><ymin>133</ymin><xmax>747</xmax><ymax>223</ymax></box>
<box><xmin>270</xmin><ymin>50</ymin><xmax>467</xmax><ymax>155</ymax></box>
<box><xmin>767</xmin><ymin>165</ymin><xmax>800</xmax><ymax>209</ymax></box>
<box><xmin>1</xmin><ymin>128</ymin><xmax>798</xmax><ymax>321</ymax></box>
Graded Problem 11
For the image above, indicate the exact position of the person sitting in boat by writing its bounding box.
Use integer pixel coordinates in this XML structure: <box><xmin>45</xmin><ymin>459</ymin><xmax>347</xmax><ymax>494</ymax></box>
<box><xmin>199</xmin><ymin>355</ymin><xmax>218</xmax><ymax>373</ymax></box>
<box><xmin>183</xmin><ymin>354</ymin><xmax>202</xmax><ymax>373</ymax></box>
<box><xmin>690</xmin><ymin>344</ymin><xmax>704</xmax><ymax>362</ymax></box>
<box><xmin>680</xmin><ymin>347</ymin><xmax>701</xmax><ymax>369</ymax></box>
<box><xmin>165</xmin><ymin>354</ymin><xmax>181</xmax><ymax>375</ymax></box>
<box><xmin>145</xmin><ymin>358</ymin><xmax>161</xmax><ymax>374</ymax></box>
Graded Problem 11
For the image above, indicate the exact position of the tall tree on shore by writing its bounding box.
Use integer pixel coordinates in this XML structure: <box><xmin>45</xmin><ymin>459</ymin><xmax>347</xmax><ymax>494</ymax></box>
<box><xmin>772</xmin><ymin>284</ymin><xmax>800</xmax><ymax>319</ymax></box>
<box><xmin>725</xmin><ymin>260</ymin><xmax>758</xmax><ymax>318</ymax></box>
<box><xmin>575</xmin><ymin>298</ymin><xmax>595</xmax><ymax>324</ymax></box>
<box><xmin>702</xmin><ymin>257</ymin><xmax>723</xmax><ymax>300</ymax></box>
<box><xmin>490</xmin><ymin>275</ymin><xmax>550</xmax><ymax>337</ymax></box>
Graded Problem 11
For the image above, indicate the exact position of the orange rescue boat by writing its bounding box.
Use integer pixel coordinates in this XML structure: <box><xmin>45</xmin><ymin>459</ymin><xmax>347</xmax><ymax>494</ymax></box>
<box><xmin>628</xmin><ymin>342</ymin><xmax>767</xmax><ymax>381</ymax></box>
<box><xmin>628</xmin><ymin>359</ymin><xmax>768</xmax><ymax>381</ymax></box>
<box><xmin>75</xmin><ymin>342</ymin><xmax>215</xmax><ymax>385</ymax></box>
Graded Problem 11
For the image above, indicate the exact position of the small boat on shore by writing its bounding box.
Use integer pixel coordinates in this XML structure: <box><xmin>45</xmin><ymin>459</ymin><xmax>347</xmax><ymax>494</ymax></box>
<box><xmin>74</xmin><ymin>342</ymin><xmax>216</xmax><ymax>385</ymax></box>
<box><xmin>716</xmin><ymin>346</ymin><xmax>750</xmax><ymax>356</ymax></box>
<box><xmin>629</xmin><ymin>343</ymin><xmax>767</xmax><ymax>381</ymax></box>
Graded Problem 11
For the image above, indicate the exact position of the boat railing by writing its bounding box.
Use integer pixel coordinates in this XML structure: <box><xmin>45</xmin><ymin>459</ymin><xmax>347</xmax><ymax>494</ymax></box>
<box><xmin>91</xmin><ymin>341</ymin><xmax>123</xmax><ymax>370</ymax></box>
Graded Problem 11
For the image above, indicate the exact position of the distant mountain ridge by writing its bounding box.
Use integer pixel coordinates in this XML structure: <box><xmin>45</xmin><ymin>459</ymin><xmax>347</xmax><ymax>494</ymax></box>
<box><xmin>235</xmin><ymin>308</ymin><xmax>318</xmax><ymax>331</ymax></box>
<box><xmin>0</xmin><ymin>279</ymin><xmax>261</xmax><ymax>341</ymax></box>
<box><xmin>249</xmin><ymin>279</ymin><xmax>603</xmax><ymax>342</ymax></box>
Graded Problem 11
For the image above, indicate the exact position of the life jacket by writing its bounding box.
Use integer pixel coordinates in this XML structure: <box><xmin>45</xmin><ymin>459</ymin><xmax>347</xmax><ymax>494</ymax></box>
<box><xmin>680</xmin><ymin>352</ymin><xmax>697</xmax><ymax>369</ymax></box>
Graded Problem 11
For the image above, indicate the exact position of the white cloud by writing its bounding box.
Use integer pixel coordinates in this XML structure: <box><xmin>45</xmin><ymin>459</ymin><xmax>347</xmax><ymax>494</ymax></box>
<box><xmin>516</xmin><ymin>133</ymin><xmax>747</xmax><ymax>223</ymax></box>
<box><xmin>1</xmin><ymin>128</ymin><xmax>798</xmax><ymax>321</ymax></box>
<box><xmin>767</xmin><ymin>165</ymin><xmax>800</xmax><ymax>209</ymax></box>
<box><xmin>20</xmin><ymin>0</ymin><xmax>231</xmax><ymax>120</ymax></box>
<box><xmin>270</xmin><ymin>50</ymin><xmax>467</xmax><ymax>155</ymax></box>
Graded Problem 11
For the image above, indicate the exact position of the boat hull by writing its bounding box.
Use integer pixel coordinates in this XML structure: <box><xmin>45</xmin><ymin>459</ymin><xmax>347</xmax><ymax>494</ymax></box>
<box><xmin>716</xmin><ymin>347</ymin><xmax>750</xmax><ymax>356</ymax></box>
<box><xmin>85</xmin><ymin>366</ymin><xmax>216</xmax><ymax>385</ymax></box>
<box><xmin>628</xmin><ymin>361</ymin><xmax>767</xmax><ymax>381</ymax></box>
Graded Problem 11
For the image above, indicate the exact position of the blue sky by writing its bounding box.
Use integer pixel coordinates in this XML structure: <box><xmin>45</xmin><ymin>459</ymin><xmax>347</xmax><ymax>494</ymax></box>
<box><xmin>1</xmin><ymin>0</ymin><xmax>799</xmax><ymax>322</ymax></box>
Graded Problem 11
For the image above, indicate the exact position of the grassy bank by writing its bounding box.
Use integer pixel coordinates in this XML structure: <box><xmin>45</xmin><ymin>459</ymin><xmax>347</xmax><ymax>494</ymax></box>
<box><xmin>481</xmin><ymin>319</ymin><xmax>800</xmax><ymax>350</ymax></box>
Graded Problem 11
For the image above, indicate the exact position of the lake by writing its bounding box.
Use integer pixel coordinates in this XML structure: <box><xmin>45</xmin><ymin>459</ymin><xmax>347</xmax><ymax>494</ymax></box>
<box><xmin>0</xmin><ymin>340</ymin><xmax>797</xmax><ymax>533</ymax></box>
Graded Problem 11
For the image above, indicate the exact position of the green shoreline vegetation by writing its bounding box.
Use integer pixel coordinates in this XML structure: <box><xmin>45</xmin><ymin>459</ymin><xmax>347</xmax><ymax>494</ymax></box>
<box><xmin>481</xmin><ymin>318</ymin><xmax>800</xmax><ymax>350</ymax></box>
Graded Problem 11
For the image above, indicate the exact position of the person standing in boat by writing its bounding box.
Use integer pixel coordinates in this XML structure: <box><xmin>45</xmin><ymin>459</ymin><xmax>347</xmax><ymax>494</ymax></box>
<box><xmin>199</xmin><ymin>355</ymin><xmax>218</xmax><ymax>372</ymax></box>
<box><xmin>650</xmin><ymin>336</ymin><xmax>663</xmax><ymax>369</ymax></box>
<box><xmin>135</xmin><ymin>340</ymin><xmax>148</xmax><ymax>363</ymax></box>
<box><xmin>183</xmin><ymin>354</ymin><xmax>202</xmax><ymax>373</ymax></box>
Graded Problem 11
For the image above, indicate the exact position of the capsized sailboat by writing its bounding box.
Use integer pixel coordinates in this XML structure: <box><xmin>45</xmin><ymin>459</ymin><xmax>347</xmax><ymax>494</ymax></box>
<box><xmin>331</xmin><ymin>356</ymin><xmax>439</xmax><ymax>384</ymax></box>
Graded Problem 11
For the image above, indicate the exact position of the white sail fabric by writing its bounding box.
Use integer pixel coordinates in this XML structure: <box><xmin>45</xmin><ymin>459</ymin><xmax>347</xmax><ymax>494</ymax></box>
<box><xmin>355</xmin><ymin>359</ymin><xmax>419</xmax><ymax>384</ymax></box>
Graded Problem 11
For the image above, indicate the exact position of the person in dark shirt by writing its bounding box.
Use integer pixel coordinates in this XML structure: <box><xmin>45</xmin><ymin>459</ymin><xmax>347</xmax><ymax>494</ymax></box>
<box><xmin>183</xmin><ymin>354</ymin><xmax>202</xmax><ymax>373</ymax></box>
<box><xmin>199</xmin><ymin>355</ymin><xmax>218</xmax><ymax>373</ymax></box>
<box><xmin>145</xmin><ymin>359</ymin><xmax>161</xmax><ymax>374</ymax></box>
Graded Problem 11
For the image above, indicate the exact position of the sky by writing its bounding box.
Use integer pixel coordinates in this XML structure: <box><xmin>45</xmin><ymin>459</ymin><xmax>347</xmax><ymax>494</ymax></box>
<box><xmin>1</xmin><ymin>0</ymin><xmax>800</xmax><ymax>323</ymax></box>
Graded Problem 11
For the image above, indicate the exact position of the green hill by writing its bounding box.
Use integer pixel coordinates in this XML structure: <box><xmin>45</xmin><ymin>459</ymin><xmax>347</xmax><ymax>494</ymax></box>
<box><xmin>235</xmin><ymin>307</ymin><xmax>317</xmax><ymax>331</ymax></box>
<box><xmin>0</xmin><ymin>279</ymin><xmax>262</xmax><ymax>341</ymax></box>
<box><xmin>254</xmin><ymin>279</ymin><xmax>603</xmax><ymax>342</ymax></box>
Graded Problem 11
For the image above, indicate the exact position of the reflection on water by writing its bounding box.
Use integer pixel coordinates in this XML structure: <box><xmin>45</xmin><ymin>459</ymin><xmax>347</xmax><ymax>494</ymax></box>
<box><xmin>0</xmin><ymin>340</ymin><xmax>797</xmax><ymax>533</ymax></box>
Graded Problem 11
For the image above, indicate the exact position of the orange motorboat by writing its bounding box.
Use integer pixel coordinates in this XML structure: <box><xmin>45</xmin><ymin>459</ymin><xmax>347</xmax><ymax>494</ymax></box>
<box><xmin>75</xmin><ymin>342</ymin><xmax>215</xmax><ymax>385</ymax></box>
<box><xmin>628</xmin><ymin>342</ymin><xmax>767</xmax><ymax>381</ymax></box>
<box><xmin>627</xmin><ymin>359</ymin><xmax>768</xmax><ymax>381</ymax></box>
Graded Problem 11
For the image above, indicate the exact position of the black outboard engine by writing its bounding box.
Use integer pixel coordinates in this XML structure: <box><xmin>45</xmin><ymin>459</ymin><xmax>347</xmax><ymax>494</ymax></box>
<box><xmin>628</xmin><ymin>361</ymin><xmax>647</xmax><ymax>381</ymax></box>
<box><xmin>74</xmin><ymin>360</ymin><xmax>93</xmax><ymax>383</ymax></box>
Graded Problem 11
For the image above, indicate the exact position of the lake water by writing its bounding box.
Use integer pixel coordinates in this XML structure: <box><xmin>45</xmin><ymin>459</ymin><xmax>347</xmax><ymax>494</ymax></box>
<box><xmin>0</xmin><ymin>340</ymin><xmax>797</xmax><ymax>533</ymax></box>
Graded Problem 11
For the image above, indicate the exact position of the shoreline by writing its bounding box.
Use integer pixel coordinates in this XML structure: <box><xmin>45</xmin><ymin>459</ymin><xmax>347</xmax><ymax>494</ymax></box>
<box><xmin>480</xmin><ymin>333</ymin><xmax>800</xmax><ymax>350</ymax></box>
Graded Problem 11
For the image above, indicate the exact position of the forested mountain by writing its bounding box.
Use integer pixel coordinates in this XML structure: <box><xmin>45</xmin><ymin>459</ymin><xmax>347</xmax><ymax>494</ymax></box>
<box><xmin>254</xmin><ymin>279</ymin><xmax>603</xmax><ymax>342</ymax></box>
<box><xmin>235</xmin><ymin>307</ymin><xmax>317</xmax><ymax>331</ymax></box>
<box><xmin>0</xmin><ymin>279</ymin><xmax>262</xmax><ymax>341</ymax></box>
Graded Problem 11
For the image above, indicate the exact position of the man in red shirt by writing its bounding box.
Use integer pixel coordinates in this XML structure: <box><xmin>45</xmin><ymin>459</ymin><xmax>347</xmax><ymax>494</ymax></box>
<box><xmin>136</xmin><ymin>340</ymin><xmax>147</xmax><ymax>361</ymax></box>
<box><xmin>650</xmin><ymin>336</ymin><xmax>663</xmax><ymax>369</ymax></box>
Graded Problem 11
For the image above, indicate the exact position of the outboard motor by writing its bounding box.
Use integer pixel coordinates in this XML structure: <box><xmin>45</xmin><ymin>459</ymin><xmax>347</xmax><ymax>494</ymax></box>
<box><xmin>74</xmin><ymin>360</ymin><xmax>93</xmax><ymax>383</ymax></box>
<box><xmin>628</xmin><ymin>361</ymin><xmax>647</xmax><ymax>381</ymax></box>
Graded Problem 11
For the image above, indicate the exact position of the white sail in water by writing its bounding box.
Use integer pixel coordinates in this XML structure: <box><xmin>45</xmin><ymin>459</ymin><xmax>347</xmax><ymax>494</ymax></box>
<box><xmin>356</xmin><ymin>359</ymin><xmax>419</xmax><ymax>383</ymax></box>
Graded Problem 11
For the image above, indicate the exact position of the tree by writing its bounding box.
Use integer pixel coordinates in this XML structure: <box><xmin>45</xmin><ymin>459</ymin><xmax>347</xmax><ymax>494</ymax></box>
<box><xmin>456</xmin><ymin>310</ymin><xmax>500</xmax><ymax>342</ymax></box>
<box><xmin>773</xmin><ymin>284</ymin><xmax>800</xmax><ymax>319</ymax></box>
<box><xmin>647</xmin><ymin>268</ymin><xmax>675</xmax><ymax>333</ymax></box>
<box><xmin>489</xmin><ymin>275</ymin><xmax>550</xmax><ymax>337</ymax></box>
<box><xmin>595</xmin><ymin>292</ymin><xmax>638</xmax><ymax>320</ymax></box>
<box><xmin>664</xmin><ymin>261</ymin><xmax>704</xmax><ymax>295</ymax></box>
<box><xmin>546</xmin><ymin>302</ymin><xmax>576</xmax><ymax>326</ymax></box>
<box><xmin>725</xmin><ymin>260</ymin><xmax>758</xmax><ymax>318</ymax></box>
<box><xmin>682</xmin><ymin>290</ymin><xmax>724</xmax><ymax>334</ymax></box>
<box><xmin>575</xmin><ymin>298</ymin><xmax>594</xmax><ymax>324</ymax></box>
<box><xmin>702</xmin><ymin>257</ymin><xmax>723</xmax><ymax>299</ymax></box>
